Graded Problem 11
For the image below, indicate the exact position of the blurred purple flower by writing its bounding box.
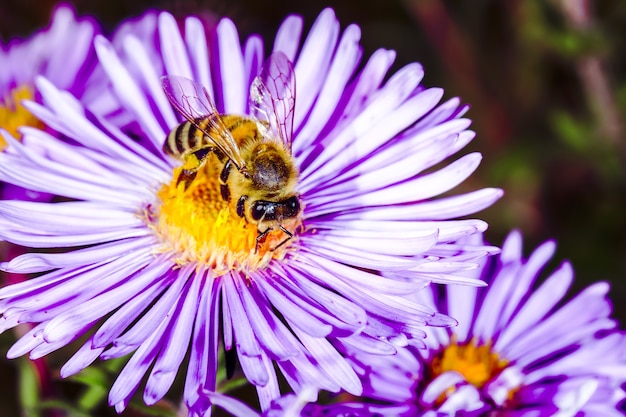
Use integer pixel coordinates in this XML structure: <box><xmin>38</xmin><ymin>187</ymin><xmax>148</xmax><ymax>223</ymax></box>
<box><xmin>350</xmin><ymin>230</ymin><xmax>626</xmax><ymax>416</ymax></box>
<box><xmin>0</xmin><ymin>4</ymin><xmax>101</xmax><ymax>201</ymax></box>
<box><xmin>0</xmin><ymin>8</ymin><xmax>501</xmax><ymax>415</ymax></box>
<box><xmin>0</xmin><ymin>4</ymin><xmax>99</xmax><ymax>104</ymax></box>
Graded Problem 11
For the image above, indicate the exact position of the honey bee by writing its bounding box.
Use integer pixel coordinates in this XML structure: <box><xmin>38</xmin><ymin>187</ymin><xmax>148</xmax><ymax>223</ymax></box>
<box><xmin>161</xmin><ymin>52</ymin><xmax>301</xmax><ymax>250</ymax></box>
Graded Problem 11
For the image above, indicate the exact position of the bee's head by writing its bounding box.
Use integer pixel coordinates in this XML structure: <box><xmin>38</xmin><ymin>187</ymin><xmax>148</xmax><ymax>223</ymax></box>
<box><xmin>251</xmin><ymin>196</ymin><xmax>300</xmax><ymax>222</ymax></box>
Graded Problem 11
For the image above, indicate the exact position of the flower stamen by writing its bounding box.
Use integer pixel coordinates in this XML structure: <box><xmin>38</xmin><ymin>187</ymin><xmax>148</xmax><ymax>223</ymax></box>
<box><xmin>0</xmin><ymin>85</ymin><xmax>44</xmax><ymax>149</ymax></box>
<box><xmin>429</xmin><ymin>336</ymin><xmax>509</xmax><ymax>404</ymax></box>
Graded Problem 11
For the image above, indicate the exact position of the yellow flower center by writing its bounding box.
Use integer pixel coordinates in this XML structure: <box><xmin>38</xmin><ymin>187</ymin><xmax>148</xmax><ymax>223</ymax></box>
<box><xmin>147</xmin><ymin>155</ymin><xmax>301</xmax><ymax>276</ymax></box>
<box><xmin>0</xmin><ymin>85</ymin><xmax>44</xmax><ymax>149</ymax></box>
<box><xmin>431</xmin><ymin>337</ymin><xmax>509</xmax><ymax>399</ymax></box>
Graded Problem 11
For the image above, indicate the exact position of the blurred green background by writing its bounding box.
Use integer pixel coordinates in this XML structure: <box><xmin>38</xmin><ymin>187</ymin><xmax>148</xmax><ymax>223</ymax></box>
<box><xmin>0</xmin><ymin>0</ymin><xmax>625</xmax><ymax>416</ymax></box>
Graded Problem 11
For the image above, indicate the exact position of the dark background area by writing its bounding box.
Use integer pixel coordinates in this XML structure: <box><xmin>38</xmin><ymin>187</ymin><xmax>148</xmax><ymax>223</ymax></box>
<box><xmin>0</xmin><ymin>0</ymin><xmax>625</xmax><ymax>416</ymax></box>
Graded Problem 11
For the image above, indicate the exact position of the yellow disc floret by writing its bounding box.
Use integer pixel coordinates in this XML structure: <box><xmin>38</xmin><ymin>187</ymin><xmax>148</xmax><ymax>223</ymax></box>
<box><xmin>431</xmin><ymin>337</ymin><xmax>508</xmax><ymax>389</ymax></box>
<box><xmin>148</xmin><ymin>154</ymin><xmax>298</xmax><ymax>276</ymax></box>
<box><xmin>0</xmin><ymin>85</ymin><xmax>44</xmax><ymax>149</ymax></box>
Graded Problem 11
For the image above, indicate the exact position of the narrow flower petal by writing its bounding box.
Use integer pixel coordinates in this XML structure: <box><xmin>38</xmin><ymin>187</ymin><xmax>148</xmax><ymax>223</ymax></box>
<box><xmin>158</xmin><ymin>12</ymin><xmax>193</xmax><ymax>79</ymax></box>
<box><xmin>216</xmin><ymin>19</ymin><xmax>246</xmax><ymax>113</ymax></box>
<box><xmin>144</xmin><ymin>274</ymin><xmax>202</xmax><ymax>405</ymax></box>
<box><xmin>273</xmin><ymin>14</ymin><xmax>303</xmax><ymax>62</ymax></box>
<box><xmin>184</xmin><ymin>16</ymin><xmax>213</xmax><ymax>93</ymax></box>
<box><xmin>292</xmin><ymin>8</ymin><xmax>339</xmax><ymax>130</ymax></box>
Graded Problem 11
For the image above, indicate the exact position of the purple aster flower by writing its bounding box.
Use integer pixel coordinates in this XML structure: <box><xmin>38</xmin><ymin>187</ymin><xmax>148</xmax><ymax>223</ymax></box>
<box><xmin>350</xmin><ymin>230</ymin><xmax>626</xmax><ymax>416</ymax></box>
<box><xmin>0</xmin><ymin>4</ymin><xmax>100</xmax><ymax>201</ymax></box>
<box><xmin>0</xmin><ymin>8</ymin><xmax>501</xmax><ymax>415</ymax></box>
<box><xmin>0</xmin><ymin>4</ymin><xmax>99</xmax><ymax>139</ymax></box>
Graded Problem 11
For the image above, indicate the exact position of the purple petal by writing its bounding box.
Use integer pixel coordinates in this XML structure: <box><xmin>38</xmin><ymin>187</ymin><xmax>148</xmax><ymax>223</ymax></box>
<box><xmin>158</xmin><ymin>12</ymin><xmax>193</xmax><ymax>78</ymax></box>
<box><xmin>144</xmin><ymin>274</ymin><xmax>202</xmax><ymax>405</ymax></box>
<box><xmin>292</xmin><ymin>8</ymin><xmax>339</xmax><ymax>130</ymax></box>
<box><xmin>184</xmin><ymin>16</ymin><xmax>213</xmax><ymax>93</ymax></box>
<box><xmin>216</xmin><ymin>19</ymin><xmax>246</xmax><ymax>113</ymax></box>
<box><xmin>273</xmin><ymin>14</ymin><xmax>303</xmax><ymax>62</ymax></box>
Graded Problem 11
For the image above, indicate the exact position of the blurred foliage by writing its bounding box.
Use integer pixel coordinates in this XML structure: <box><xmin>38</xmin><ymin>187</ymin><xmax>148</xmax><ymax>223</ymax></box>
<box><xmin>1</xmin><ymin>0</ymin><xmax>625</xmax><ymax>415</ymax></box>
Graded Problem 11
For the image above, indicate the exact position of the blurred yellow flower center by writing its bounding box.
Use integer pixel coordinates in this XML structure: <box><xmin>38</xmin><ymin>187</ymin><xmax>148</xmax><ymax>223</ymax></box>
<box><xmin>0</xmin><ymin>85</ymin><xmax>44</xmax><ymax>149</ymax></box>
<box><xmin>150</xmin><ymin>158</ymin><xmax>297</xmax><ymax>276</ymax></box>
<box><xmin>431</xmin><ymin>337</ymin><xmax>509</xmax><ymax>395</ymax></box>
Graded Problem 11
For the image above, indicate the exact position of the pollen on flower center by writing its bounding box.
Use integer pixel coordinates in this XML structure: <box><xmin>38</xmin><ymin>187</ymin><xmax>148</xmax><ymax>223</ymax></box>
<box><xmin>431</xmin><ymin>337</ymin><xmax>509</xmax><ymax>390</ymax></box>
<box><xmin>0</xmin><ymin>85</ymin><xmax>44</xmax><ymax>149</ymax></box>
<box><xmin>146</xmin><ymin>155</ymin><xmax>300</xmax><ymax>276</ymax></box>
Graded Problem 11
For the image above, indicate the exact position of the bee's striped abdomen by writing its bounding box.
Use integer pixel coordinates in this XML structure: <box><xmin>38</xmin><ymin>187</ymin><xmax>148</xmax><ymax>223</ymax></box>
<box><xmin>163</xmin><ymin>116</ymin><xmax>215</xmax><ymax>158</ymax></box>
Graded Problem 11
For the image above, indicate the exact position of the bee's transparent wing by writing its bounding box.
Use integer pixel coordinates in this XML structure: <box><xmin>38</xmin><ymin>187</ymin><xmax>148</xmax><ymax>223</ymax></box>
<box><xmin>161</xmin><ymin>75</ymin><xmax>246</xmax><ymax>170</ymax></box>
<box><xmin>249</xmin><ymin>52</ymin><xmax>296</xmax><ymax>152</ymax></box>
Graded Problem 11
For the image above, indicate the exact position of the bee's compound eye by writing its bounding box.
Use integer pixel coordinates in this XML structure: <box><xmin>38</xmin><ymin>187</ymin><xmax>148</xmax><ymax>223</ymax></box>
<box><xmin>251</xmin><ymin>201</ymin><xmax>275</xmax><ymax>221</ymax></box>
<box><xmin>284</xmin><ymin>196</ymin><xmax>300</xmax><ymax>218</ymax></box>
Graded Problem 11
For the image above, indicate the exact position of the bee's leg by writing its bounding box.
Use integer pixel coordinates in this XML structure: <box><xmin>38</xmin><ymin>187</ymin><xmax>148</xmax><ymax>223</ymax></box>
<box><xmin>271</xmin><ymin>226</ymin><xmax>293</xmax><ymax>251</ymax></box>
<box><xmin>176</xmin><ymin>147</ymin><xmax>214</xmax><ymax>189</ymax></box>
<box><xmin>219</xmin><ymin>160</ymin><xmax>234</xmax><ymax>202</ymax></box>
<box><xmin>237</xmin><ymin>196</ymin><xmax>248</xmax><ymax>218</ymax></box>
<box><xmin>176</xmin><ymin>168</ymin><xmax>199</xmax><ymax>189</ymax></box>
<box><xmin>255</xmin><ymin>227</ymin><xmax>271</xmax><ymax>253</ymax></box>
